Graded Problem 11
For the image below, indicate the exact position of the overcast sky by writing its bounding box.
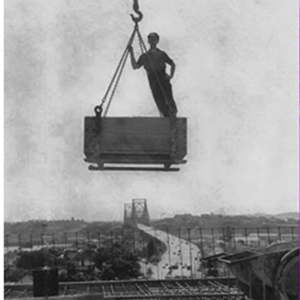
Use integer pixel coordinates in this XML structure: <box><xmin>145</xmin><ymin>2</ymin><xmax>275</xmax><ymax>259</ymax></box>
<box><xmin>4</xmin><ymin>0</ymin><xmax>298</xmax><ymax>222</ymax></box>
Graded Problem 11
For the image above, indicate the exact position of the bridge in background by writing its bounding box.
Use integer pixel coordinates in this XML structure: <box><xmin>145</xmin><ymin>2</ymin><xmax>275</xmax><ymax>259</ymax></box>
<box><xmin>123</xmin><ymin>199</ymin><xmax>151</xmax><ymax>227</ymax></box>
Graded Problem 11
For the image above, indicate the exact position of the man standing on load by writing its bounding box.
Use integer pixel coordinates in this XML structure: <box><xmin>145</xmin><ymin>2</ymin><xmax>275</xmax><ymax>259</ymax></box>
<box><xmin>129</xmin><ymin>32</ymin><xmax>178</xmax><ymax>118</ymax></box>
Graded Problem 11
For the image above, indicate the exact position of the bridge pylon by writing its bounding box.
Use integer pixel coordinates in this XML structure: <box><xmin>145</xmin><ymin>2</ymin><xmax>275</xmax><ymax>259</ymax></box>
<box><xmin>123</xmin><ymin>199</ymin><xmax>150</xmax><ymax>227</ymax></box>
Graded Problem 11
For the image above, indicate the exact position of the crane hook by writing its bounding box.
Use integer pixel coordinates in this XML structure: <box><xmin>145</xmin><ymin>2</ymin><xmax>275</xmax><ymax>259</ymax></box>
<box><xmin>130</xmin><ymin>0</ymin><xmax>143</xmax><ymax>24</ymax></box>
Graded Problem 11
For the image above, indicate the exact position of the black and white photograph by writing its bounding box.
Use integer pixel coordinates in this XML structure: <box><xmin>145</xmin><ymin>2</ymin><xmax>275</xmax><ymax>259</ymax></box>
<box><xmin>4</xmin><ymin>1</ymin><xmax>299</xmax><ymax>299</ymax></box>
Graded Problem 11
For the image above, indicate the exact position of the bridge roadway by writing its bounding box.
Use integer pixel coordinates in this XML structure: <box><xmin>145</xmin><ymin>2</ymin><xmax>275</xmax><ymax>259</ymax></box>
<box><xmin>137</xmin><ymin>224</ymin><xmax>201</xmax><ymax>279</ymax></box>
<box><xmin>5</xmin><ymin>278</ymin><xmax>245</xmax><ymax>299</ymax></box>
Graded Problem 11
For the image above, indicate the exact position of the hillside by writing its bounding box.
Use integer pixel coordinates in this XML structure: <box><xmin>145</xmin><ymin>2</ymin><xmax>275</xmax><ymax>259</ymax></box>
<box><xmin>4</xmin><ymin>219</ymin><xmax>123</xmax><ymax>236</ymax></box>
<box><xmin>4</xmin><ymin>213</ymin><xmax>298</xmax><ymax>237</ymax></box>
<box><xmin>275</xmin><ymin>212</ymin><xmax>299</xmax><ymax>220</ymax></box>
<box><xmin>152</xmin><ymin>213</ymin><xmax>298</xmax><ymax>230</ymax></box>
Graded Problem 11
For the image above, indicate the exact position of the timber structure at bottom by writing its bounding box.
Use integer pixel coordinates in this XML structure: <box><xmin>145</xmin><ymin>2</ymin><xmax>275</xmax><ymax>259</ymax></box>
<box><xmin>5</xmin><ymin>278</ymin><xmax>248</xmax><ymax>299</ymax></box>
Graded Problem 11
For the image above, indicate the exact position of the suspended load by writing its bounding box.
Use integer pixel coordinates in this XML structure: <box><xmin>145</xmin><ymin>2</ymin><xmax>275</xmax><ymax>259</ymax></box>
<box><xmin>84</xmin><ymin>0</ymin><xmax>187</xmax><ymax>171</ymax></box>
<box><xmin>84</xmin><ymin>116</ymin><xmax>187</xmax><ymax>170</ymax></box>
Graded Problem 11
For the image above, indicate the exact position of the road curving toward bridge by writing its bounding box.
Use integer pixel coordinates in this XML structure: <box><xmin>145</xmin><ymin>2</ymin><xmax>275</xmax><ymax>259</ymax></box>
<box><xmin>137</xmin><ymin>224</ymin><xmax>202</xmax><ymax>279</ymax></box>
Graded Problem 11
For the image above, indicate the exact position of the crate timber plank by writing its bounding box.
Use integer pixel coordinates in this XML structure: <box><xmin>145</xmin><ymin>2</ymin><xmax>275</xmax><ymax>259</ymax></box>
<box><xmin>84</xmin><ymin>117</ymin><xmax>187</xmax><ymax>166</ymax></box>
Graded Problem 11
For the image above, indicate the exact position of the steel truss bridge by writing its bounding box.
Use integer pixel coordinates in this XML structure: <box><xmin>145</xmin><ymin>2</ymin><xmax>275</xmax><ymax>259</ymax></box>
<box><xmin>5</xmin><ymin>278</ymin><xmax>248</xmax><ymax>299</ymax></box>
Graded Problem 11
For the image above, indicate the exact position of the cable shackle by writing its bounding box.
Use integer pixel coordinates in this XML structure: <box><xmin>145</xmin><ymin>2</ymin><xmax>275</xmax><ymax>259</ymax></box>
<box><xmin>130</xmin><ymin>0</ymin><xmax>143</xmax><ymax>24</ymax></box>
<box><xmin>94</xmin><ymin>105</ymin><xmax>103</xmax><ymax>118</ymax></box>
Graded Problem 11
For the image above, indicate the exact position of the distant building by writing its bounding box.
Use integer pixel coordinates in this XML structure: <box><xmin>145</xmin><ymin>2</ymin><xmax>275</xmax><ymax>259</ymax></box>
<box><xmin>17</xmin><ymin>274</ymin><xmax>33</xmax><ymax>284</ymax></box>
<box><xmin>233</xmin><ymin>233</ymin><xmax>297</xmax><ymax>247</ymax></box>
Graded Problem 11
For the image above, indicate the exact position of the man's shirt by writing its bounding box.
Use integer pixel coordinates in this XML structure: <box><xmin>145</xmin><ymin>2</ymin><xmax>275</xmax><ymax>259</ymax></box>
<box><xmin>137</xmin><ymin>48</ymin><xmax>173</xmax><ymax>75</ymax></box>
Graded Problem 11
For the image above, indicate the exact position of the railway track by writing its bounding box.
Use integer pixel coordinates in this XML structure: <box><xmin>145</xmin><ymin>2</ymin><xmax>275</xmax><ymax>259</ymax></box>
<box><xmin>5</xmin><ymin>278</ymin><xmax>248</xmax><ymax>299</ymax></box>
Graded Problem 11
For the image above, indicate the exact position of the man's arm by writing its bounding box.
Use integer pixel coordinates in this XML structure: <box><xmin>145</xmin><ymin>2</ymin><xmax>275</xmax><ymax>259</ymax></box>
<box><xmin>128</xmin><ymin>46</ymin><xmax>142</xmax><ymax>70</ymax></box>
<box><xmin>169</xmin><ymin>61</ymin><xmax>176</xmax><ymax>79</ymax></box>
<box><xmin>164</xmin><ymin>52</ymin><xmax>176</xmax><ymax>79</ymax></box>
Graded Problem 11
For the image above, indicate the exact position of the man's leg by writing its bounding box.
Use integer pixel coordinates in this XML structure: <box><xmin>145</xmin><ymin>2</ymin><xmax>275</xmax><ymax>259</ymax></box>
<box><xmin>163</xmin><ymin>78</ymin><xmax>178</xmax><ymax>117</ymax></box>
<box><xmin>148</xmin><ymin>75</ymin><xmax>170</xmax><ymax>117</ymax></box>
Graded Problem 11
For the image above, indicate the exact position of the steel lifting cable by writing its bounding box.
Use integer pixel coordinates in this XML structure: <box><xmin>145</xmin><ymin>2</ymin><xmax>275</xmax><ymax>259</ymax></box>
<box><xmin>136</xmin><ymin>26</ymin><xmax>147</xmax><ymax>54</ymax></box>
<box><xmin>95</xmin><ymin>26</ymin><xmax>138</xmax><ymax>117</ymax></box>
<box><xmin>96</xmin><ymin>0</ymin><xmax>144</xmax><ymax>117</ymax></box>
<box><xmin>102</xmin><ymin>27</ymin><xmax>138</xmax><ymax>116</ymax></box>
<box><xmin>102</xmin><ymin>50</ymin><xmax>130</xmax><ymax>117</ymax></box>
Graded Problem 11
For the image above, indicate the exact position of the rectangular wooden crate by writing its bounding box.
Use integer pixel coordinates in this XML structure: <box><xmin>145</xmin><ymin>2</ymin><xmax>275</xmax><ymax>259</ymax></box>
<box><xmin>84</xmin><ymin>117</ymin><xmax>187</xmax><ymax>166</ymax></box>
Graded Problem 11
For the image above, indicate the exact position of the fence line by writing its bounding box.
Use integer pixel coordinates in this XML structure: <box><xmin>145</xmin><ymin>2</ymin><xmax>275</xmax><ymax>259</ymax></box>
<box><xmin>4</xmin><ymin>225</ymin><xmax>299</xmax><ymax>281</ymax></box>
<box><xmin>4</xmin><ymin>226</ymin><xmax>298</xmax><ymax>251</ymax></box>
